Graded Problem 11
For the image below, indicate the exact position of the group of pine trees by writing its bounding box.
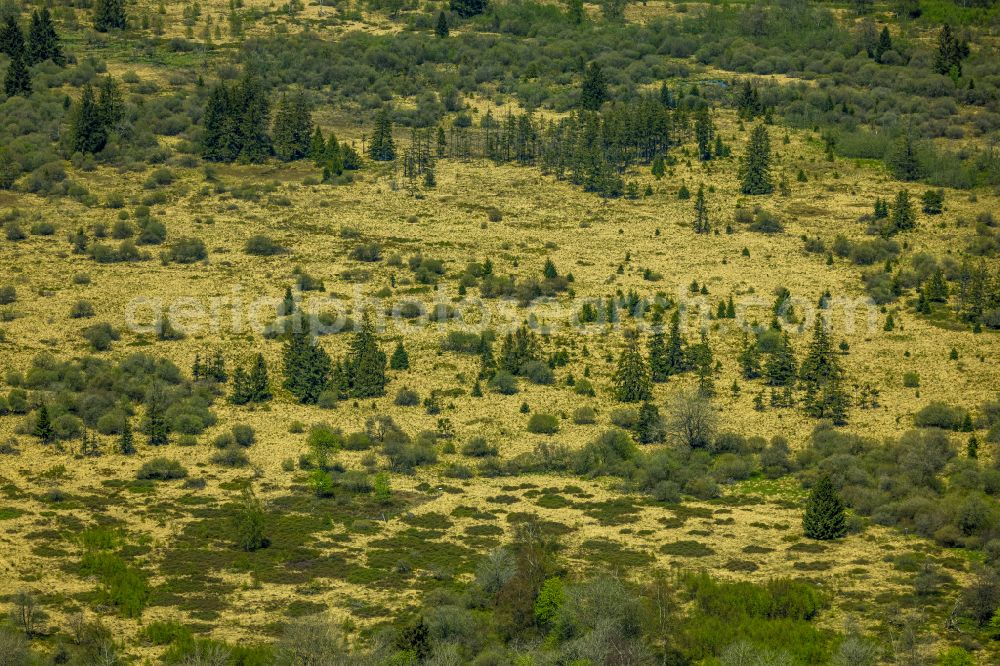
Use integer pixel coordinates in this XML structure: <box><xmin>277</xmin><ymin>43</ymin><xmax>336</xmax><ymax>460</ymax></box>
<box><xmin>230</xmin><ymin>354</ymin><xmax>272</xmax><ymax>405</ymax></box>
<box><xmin>69</xmin><ymin>76</ymin><xmax>125</xmax><ymax>155</ymax></box>
<box><xmin>740</xmin><ymin>316</ymin><xmax>850</xmax><ymax>424</ymax></box>
<box><xmin>201</xmin><ymin>72</ymin><xmax>273</xmax><ymax>163</ymax></box>
<box><xmin>1</xmin><ymin>9</ymin><xmax>63</xmax><ymax>97</ymax></box>
<box><xmin>282</xmin><ymin>313</ymin><xmax>390</xmax><ymax>404</ymax></box>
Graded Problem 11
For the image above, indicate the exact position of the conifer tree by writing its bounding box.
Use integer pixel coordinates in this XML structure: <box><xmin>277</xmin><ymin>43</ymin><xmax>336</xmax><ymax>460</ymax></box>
<box><xmin>874</xmin><ymin>26</ymin><xmax>892</xmax><ymax>63</ymax></box>
<box><xmin>887</xmin><ymin>189</ymin><xmax>916</xmax><ymax>235</ymax></box>
<box><xmin>886</xmin><ymin>131</ymin><xmax>922</xmax><ymax>181</ymax></box>
<box><xmin>145</xmin><ymin>388</ymin><xmax>169</xmax><ymax>446</ymax></box>
<box><xmin>739</xmin><ymin>124</ymin><xmax>773</xmax><ymax>195</ymax></box>
<box><xmin>613</xmin><ymin>330</ymin><xmax>652</xmax><ymax>403</ymax></box>
<box><xmin>436</xmin><ymin>11</ymin><xmax>449</xmax><ymax>38</ymax></box>
<box><xmin>27</xmin><ymin>9</ymin><xmax>63</xmax><ymax>66</ymax></box>
<box><xmin>738</xmin><ymin>334</ymin><xmax>761</xmax><ymax>379</ymax></box>
<box><xmin>94</xmin><ymin>0</ymin><xmax>127</xmax><ymax>32</ymax></box>
<box><xmin>272</xmin><ymin>92</ymin><xmax>312</xmax><ymax>161</ymax></box>
<box><xmin>765</xmin><ymin>331</ymin><xmax>797</xmax><ymax>386</ymax></box>
<box><xmin>694</xmin><ymin>108</ymin><xmax>714</xmax><ymax>161</ymax></box>
<box><xmin>323</xmin><ymin>133</ymin><xmax>343</xmax><ymax>176</ymax></box>
<box><xmin>0</xmin><ymin>15</ymin><xmax>23</xmax><ymax>58</ymax></box>
<box><xmin>636</xmin><ymin>402</ymin><xmax>664</xmax><ymax>444</ymax></box>
<box><xmin>369</xmin><ymin>106</ymin><xmax>396</xmax><ymax>161</ymax></box>
<box><xmin>934</xmin><ymin>24</ymin><xmax>968</xmax><ymax>77</ymax></box>
<box><xmin>648</xmin><ymin>311</ymin><xmax>669</xmax><ymax>382</ymax></box>
<box><xmin>803</xmin><ymin>475</ymin><xmax>847</xmax><ymax>540</ymax></box>
<box><xmin>248</xmin><ymin>353</ymin><xmax>272</xmax><ymax>402</ymax></box>
<box><xmin>33</xmin><ymin>404</ymin><xmax>54</xmax><ymax>443</ymax></box>
<box><xmin>651</xmin><ymin>154</ymin><xmax>665</xmax><ymax>179</ymax></box>
<box><xmin>346</xmin><ymin>312</ymin><xmax>387</xmax><ymax>398</ymax></box>
<box><xmin>309</xmin><ymin>126</ymin><xmax>326</xmax><ymax>163</ymax></box>
<box><xmin>283</xmin><ymin>328</ymin><xmax>332</xmax><ymax>404</ymax></box>
<box><xmin>119</xmin><ymin>420</ymin><xmax>135</xmax><ymax>455</ymax></box>
<box><xmin>4</xmin><ymin>49</ymin><xmax>30</xmax><ymax>97</ymax></box>
<box><xmin>230</xmin><ymin>366</ymin><xmax>251</xmax><ymax>405</ymax></box>
<box><xmin>390</xmin><ymin>341</ymin><xmax>410</xmax><ymax>370</ymax></box>
<box><xmin>799</xmin><ymin>318</ymin><xmax>848</xmax><ymax>424</ymax></box>
<box><xmin>202</xmin><ymin>82</ymin><xmax>239</xmax><ymax>161</ymax></box>
<box><xmin>235</xmin><ymin>71</ymin><xmax>271</xmax><ymax>163</ymax></box>
<box><xmin>693</xmin><ymin>185</ymin><xmax>709</xmax><ymax>234</ymax></box>
<box><xmin>580</xmin><ymin>62</ymin><xmax>608</xmax><ymax>111</ymax></box>
<box><xmin>664</xmin><ymin>309</ymin><xmax>686</xmax><ymax>376</ymax></box>
<box><xmin>478</xmin><ymin>336</ymin><xmax>497</xmax><ymax>380</ymax></box>
<box><xmin>71</xmin><ymin>84</ymin><xmax>108</xmax><ymax>154</ymax></box>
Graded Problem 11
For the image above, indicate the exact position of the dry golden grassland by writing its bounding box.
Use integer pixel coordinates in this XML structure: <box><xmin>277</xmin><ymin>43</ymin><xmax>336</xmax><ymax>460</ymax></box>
<box><xmin>1</xmin><ymin>97</ymin><xmax>998</xmax><ymax>658</ymax></box>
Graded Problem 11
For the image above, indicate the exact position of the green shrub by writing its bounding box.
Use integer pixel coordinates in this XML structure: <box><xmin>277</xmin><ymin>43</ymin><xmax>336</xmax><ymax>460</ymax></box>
<box><xmin>527</xmin><ymin>413</ymin><xmax>559</xmax><ymax>435</ymax></box>
<box><xmin>137</xmin><ymin>457</ymin><xmax>188</xmax><ymax>480</ymax></box>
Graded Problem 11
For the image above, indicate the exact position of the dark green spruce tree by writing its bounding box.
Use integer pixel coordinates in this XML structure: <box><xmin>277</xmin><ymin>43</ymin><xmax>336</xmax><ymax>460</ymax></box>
<box><xmin>235</xmin><ymin>71</ymin><xmax>271</xmax><ymax>163</ymax></box>
<box><xmin>4</xmin><ymin>48</ymin><xmax>30</xmax><ymax>97</ymax></box>
<box><xmin>283</xmin><ymin>327</ymin><xmax>332</xmax><ymax>404</ymax></box>
<box><xmin>435</xmin><ymin>11</ymin><xmax>449</xmax><ymax>38</ymax></box>
<box><xmin>369</xmin><ymin>106</ymin><xmax>396</xmax><ymax>161</ymax></box>
<box><xmin>248</xmin><ymin>353</ymin><xmax>272</xmax><ymax>402</ymax></box>
<box><xmin>803</xmin><ymin>475</ymin><xmax>847</xmax><ymax>540</ymax></box>
<box><xmin>613</xmin><ymin>330</ymin><xmax>652</xmax><ymax>403</ymax></box>
<box><xmin>648</xmin><ymin>311</ymin><xmax>669</xmax><ymax>382</ymax></box>
<box><xmin>799</xmin><ymin>318</ymin><xmax>848</xmax><ymax>424</ymax></box>
<box><xmin>580</xmin><ymin>61</ymin><xmax>608</xmax><ymax>111</ymax></box>
<box><xmin>664</xmin><ymin>309</ymin><xmax>687</xmax><ymax>376</ymax></box>
<box><xmin>94</xmin><ymin>0</ymin><xmax>127</xmax><ymax>32</ymax></box>
<box><xmin>694</xmin><ymin>108</ymin><xmax>714</xmax><ymax>161</ymax></box>
<box><xmin>693</xmin><ymin>185</ymin><xmax>709</xmax><ymax>234</ymax></box>
<box><xmin>738</xmin><ymin>124</ymin><xmax>773</xmax><ymax>195</ymax></box>
<box><xmin>27</xmin><ymin>9</ymin><xmax>63</xmax><ymax>65</ymax></box>
<box><xmin>0</xmin><ymin>15</ymin><xmax>24</xmax><ymax>58</ymax></box>
<box><xmin>272</xmin><ymin>92</ymin><xmax>313</xmax><ymax>161</ymax></box>
<box><xmin>70</xmin><ymin>84</ymin><xmax>108</xmax><ymax>154</ymax></box>
<box><xmin>144</xmin><ymin>388</ymin><xmax>169</xmax><ymax>446</ymax></box>
<box><xmin>390</xmin><ymin>341</ymin><xmax>409</xmax><ymax>370</ymax></box>
<box><xmin>118</xmin><ymin>420</ymin><xmax>135</xmax><ymax>455</ymax></box>
<box><xmin>346</xmin><ymin>312</ymin><xmax>388</xmax><ymax>398</ymax></box>
<box><xmin>33</xmin><ymin>404</ymin><xmax>54</xmax><ymax>443</ymax></box>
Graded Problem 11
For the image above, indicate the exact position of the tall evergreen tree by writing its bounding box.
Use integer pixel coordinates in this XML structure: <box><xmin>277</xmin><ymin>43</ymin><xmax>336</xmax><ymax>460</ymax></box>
<box><xmin>390</xmin><ymin>341</ymin><xmax>409</xmax><ymax>370</ymax></box>
<box><xmin>4</xmin><ymin>49</ymin><xmax>30</xmax><ymax>97</ymax></box>
<box><xmin>0</xmin><ymin>15</ymin><xmax>24</xmax><ymax>58</ymax></box>
<box><xmin>886</xmin><ymin>131</ymin><xmax>922</xmax><ymax>181</ymax></box>
<box><xmin>435</xmin><ymin>11</ymin><xmax>449</xmax><ymax>38</ymax></box>
<box><xmin>765</xmin><ymin>331</ymin><xmax>797</xmax><ymax>386</ymax></box>
<box><xmin>738</xmin><ymin>334</ymin><xmax>761</xmax><ymax>379</ymax></box>
<box><xmin>648</xmin><ymin>311</ymin><xmax>669</xmax><ymax>382</ymax></box>
<box><xmin>693</xmin><ymin>185</ymin><xmax>709</xmax><ymax>234</ymax></box>
<box><xmin>803</xmin><ymin>475</ymin><xmax>847</xmax><ymax>540</ymax></box>
<box><xmin>874</xmin><ymin>26</ymin><xmax>892</xmax><ymax>63</ymax></box>
<box><xmin>613</xmin><ymin>330</ymin><xmax>652</xmax><ymax>403</ymax></box>
<box><xmin>230</xmin><ymin>366</ymin><xmax>251</xmax><ymax>405</ymax></box>
<box><xmin>694</xmin><ymin>108</ymin><xmax>714</xmax><ymax>161</ymax></box>
<box><xmin>580</xmin><ymin>62</ymin><xmax>608</xmax><ymax>111</ymax></box>
<box><xmin>97</xmin><ymin>75</ymin><xmax>125</xmax><ymax>133</ymax></box>
<box><xmin>369</xmin><ymin>106</ymin><xmax>396</xmax><ymax>161</ymax></box>
<box><xmin>346</xmin><ymin>312</ymin><xmax>388</xmax><ymax>398</ymax></box>
<box><xmin>664</xmin><ymin>309</ymin><xmax>686</xmax><ymax>376</ymax></box>
<box><xmin>235</xmin><ymin>71</ymin><xmax>271</xmax><ymax>163</ymax></box>
<box><xmin>272</xmin><ymin>92</ymin><xmax>313</xmax><ymax>161</ymax></box>
<box><xmin>70</xmin><ymin>84</ymin><xmax>108</xmax><ymax>154</ymax></box>
<box><xmin>887</xmin><ymin>189</ymin><xmax>916</xmax><ymax>235</ymax></box>
<box><xmin>248</xmin><ymin>353</ymin><xmax>272</xmax><ymax>402</ymax></box>
<box><xmin>202</xmin><ymin>82</ymin><xmax>239</xmax><ymax>161</ymax></box>
<box><xmin>94</xmin><ymin>0</ymin><xmax>127</xmax><ymax>32</ymax></box>
<box><xmin>799</xmin><ymin>318</ymin><xmax>848</xmax><ymax>424</ymax></box>
<box><xmin>309</xmin><ymin>126</ymin><xmax>326</xmax><ymax>163</ymax></box>
<box><xmin>283</xmin><ymin>328</ymin><xmax>332</xmax><ymax>404</ymax></box>
<box><xmin>118</xmin><ymin>420</ymin><xmax>135</xmax><ymax>455</ymax></box>
<box><xmin>27</xmin><ymin>9</ymin><xmax>63</xmax><ymax>66</ymax></box>
<box><xmin>934</xmin><ymin>24</ymin><xmax>968</xmax><ymax>77</ymax></box>
<box><xmin>144</xmin><ymin>388</ymin><xmax>169</xmax><ymax>446</ymax></box>
<box><xmin>739</xmin><ymin>124</ymin><xmax>773</xmax><ymax>195</ymax></box>
<box><xmin>478</xmin><ymin>336</ymin><xmax>497</xmax><ymax>380</ymax></box>
<box><xmin>33</xmin><ymin>404</ymin><xmax>54</xmax><ymax>443</ymax></box>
